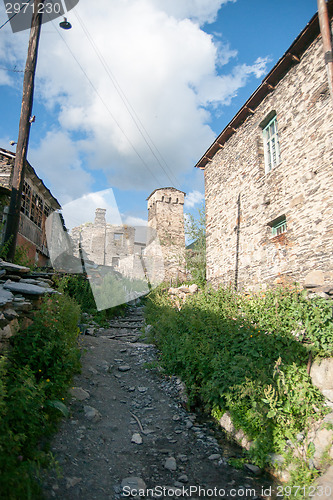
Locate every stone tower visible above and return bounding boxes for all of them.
[147,187,186,283]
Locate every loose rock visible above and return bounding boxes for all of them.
[118,365,131,372]
[164,456,177,471]
[131,433,143,445]
[69,387,90,401]
[244,464,262,476]
[83,405,101,421]
[121,477,146,493]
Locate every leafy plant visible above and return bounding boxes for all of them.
[0,292,81,498]
[56,273,128,323]
[145,284,330,485]
[185,203,206,285]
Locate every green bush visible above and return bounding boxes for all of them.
[56,273,96,312]
[145,285,331,481]
[56,273,128,323]
[0,292,81,498]
[185,203,206,286]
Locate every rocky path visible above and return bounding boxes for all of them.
[43,306,276,500]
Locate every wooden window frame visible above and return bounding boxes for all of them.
[261,113,281,174]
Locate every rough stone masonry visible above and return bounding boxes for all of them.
[147,188,186,283]
[201,11,333,291]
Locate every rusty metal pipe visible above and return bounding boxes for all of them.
[317,0,333,105]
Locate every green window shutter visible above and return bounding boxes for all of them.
[271,217,287,236]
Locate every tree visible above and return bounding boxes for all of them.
[185,203,206,284]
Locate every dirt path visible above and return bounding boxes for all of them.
[42,306,275,500]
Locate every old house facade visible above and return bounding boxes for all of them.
[70,208,147,279]
[64,187,187,285]
[147,187,186,282]
[196,5,333,291]
[0,148,61,266]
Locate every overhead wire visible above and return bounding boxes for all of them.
[0,0,34,31]
[0,66,24,72]
[71,8,180,189]
[46,14,164,187]
[0,4,181,188]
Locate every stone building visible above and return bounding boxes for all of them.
[147,187,186,282]
[0,147,61,266]
[195,5,333,291]
[70,208,145,279]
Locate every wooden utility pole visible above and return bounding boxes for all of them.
[317,0,333,106]
[4,0,45,261]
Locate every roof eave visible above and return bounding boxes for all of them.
[195,3,332,170]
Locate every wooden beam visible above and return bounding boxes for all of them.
[264,82,275,91]
[287,52,300,63]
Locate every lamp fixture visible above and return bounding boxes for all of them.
[59,17,72,30]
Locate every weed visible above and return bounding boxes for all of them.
[145,284,331,487]
[0,292,81,498]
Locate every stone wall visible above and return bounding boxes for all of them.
[147,188,186,283]
[204,25,333,291]
[70,209,146,280]
[0,260,56,353]
[0,151,13,189]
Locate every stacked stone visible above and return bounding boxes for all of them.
[146,188,186,284]
[0,259,56,352]
[166,284,199,310]
[303,270,333,301]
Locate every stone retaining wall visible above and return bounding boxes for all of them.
[218,356,333,482]
[0,259,57,352]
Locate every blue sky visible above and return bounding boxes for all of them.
[0,0,319,230]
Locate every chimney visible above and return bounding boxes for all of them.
[94,208,106,226]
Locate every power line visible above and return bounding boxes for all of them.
[0,0,34,31]
[50,16,164,187]
[71,9,180,188]
[0,66,24,73]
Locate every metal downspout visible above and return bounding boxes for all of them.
[317,0,333,105]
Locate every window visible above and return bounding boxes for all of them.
[270,216,287,236]
[20,181,44,228]
[31,192,43,228]
[43,204,51,219]
[262,114,281,173]
[114,233,123,243]
[112,257,119,267]
[21,181,31,216]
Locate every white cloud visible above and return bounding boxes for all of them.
[195,56,271,107]
[154,0,236,25]
[0,69,12,86]
[0,0,270,200]
[215,42,238,67]
[124,215,148,227]
[62,188,122,231]
[29,130,92,204]
[184,190,205,209]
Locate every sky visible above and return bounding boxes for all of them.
[0,0,320,232]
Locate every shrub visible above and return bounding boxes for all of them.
[56,273,128,323]
[0,292,81,498]
[145,285,330,479]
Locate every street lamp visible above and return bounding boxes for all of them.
[59,17,72,30]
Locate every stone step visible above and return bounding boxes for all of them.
[107,324,142,330]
